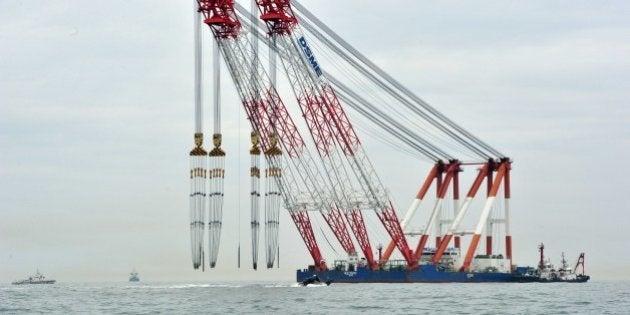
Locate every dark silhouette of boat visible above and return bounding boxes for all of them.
[512,244,589,283]
[300,275,332,286]
[129,268,140,282]
[12,270,56,285]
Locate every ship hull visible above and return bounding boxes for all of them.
[297,265,514,283]
[12,280,56,285]
[511,275,590,283]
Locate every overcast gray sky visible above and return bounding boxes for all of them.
[1,0,629,283]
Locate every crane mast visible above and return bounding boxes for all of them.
[255,0,416,267]
[283,33,376,267]
[242,9,355,264]
[245,4,374,267]
[197,0,359,271]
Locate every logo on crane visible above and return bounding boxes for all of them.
[297,36,322,77]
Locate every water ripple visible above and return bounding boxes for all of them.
[0,281,628,314]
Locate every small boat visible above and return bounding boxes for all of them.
[512,243,590,283]
[12,270,56,285]
[300,275,332,286]
[129,268,140,282]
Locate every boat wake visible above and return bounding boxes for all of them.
[125,284,243,289]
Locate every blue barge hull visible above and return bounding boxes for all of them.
[297,265,514,283]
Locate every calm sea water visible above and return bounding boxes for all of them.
[1,281,629,314]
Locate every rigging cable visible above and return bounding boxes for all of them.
[293,1,504,159]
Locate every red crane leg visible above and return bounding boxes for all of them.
[438,234,454,257]
[321,209,356,256]
[486,236,492,256]
[378,203,416,268]
[345,208,377,269]
[289,211,327,271]
[505,235,512,266]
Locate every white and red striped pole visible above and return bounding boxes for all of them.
[453,169,461,250]
[380,163,439,264]
[432,164,488,264]
[504,162,512,268]
[414,163,459,261]
[485,166,494,256]
[460,162,508,271]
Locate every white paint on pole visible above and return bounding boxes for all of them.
[474,196,498,234]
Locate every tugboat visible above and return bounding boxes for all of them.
[12,270,56,285]
[512,243,590,282]
[129,268,140,282]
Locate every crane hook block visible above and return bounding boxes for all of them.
[251,131,260,146]
[213,133,222,148]
[194,132,204,148]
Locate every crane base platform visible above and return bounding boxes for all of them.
[297,264,515,283]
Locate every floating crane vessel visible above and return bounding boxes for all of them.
[187,0,587,283]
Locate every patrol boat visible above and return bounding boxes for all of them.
[12,270,56,285]
[129,268,140,282]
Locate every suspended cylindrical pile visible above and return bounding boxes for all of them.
[208,134,225,268]
[250,131,261,270]
[249,1,262,270]
[190,133,207,269]
[264,133,282,268]
[206,37,226,269]
[189,8,206,270]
